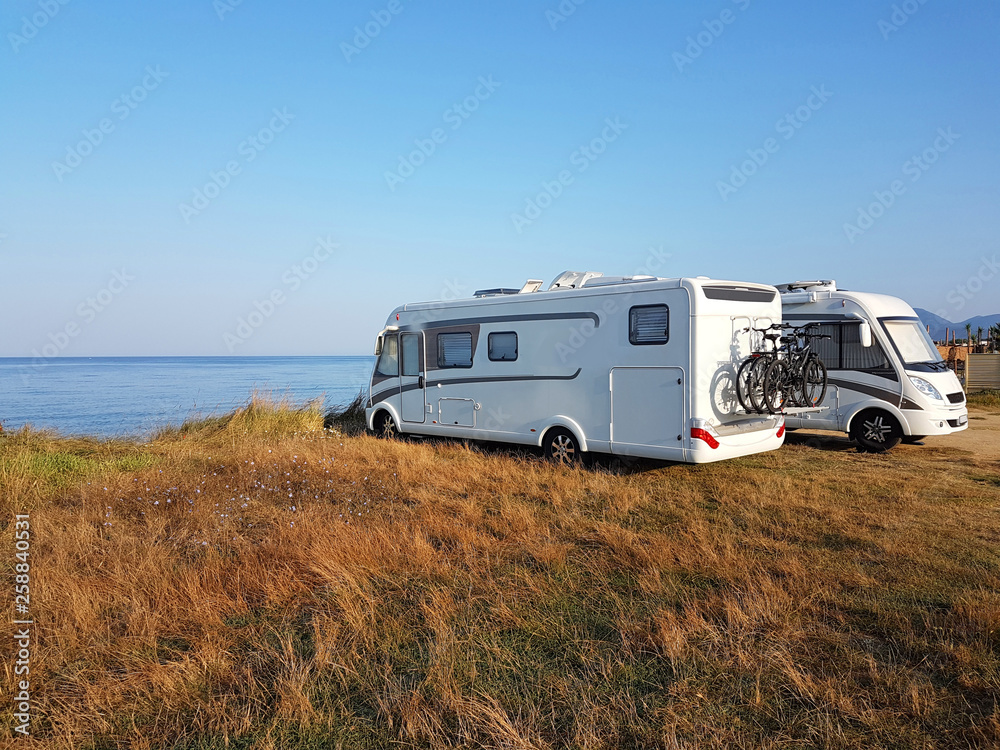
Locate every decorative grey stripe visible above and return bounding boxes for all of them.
[828,377,901,406]
[900,397,924,411]
[398,311,600,331]
[368,369,583,406]
[703,285,776,302]
[428,368,582,388]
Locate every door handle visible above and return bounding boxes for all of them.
[418,375,424,388]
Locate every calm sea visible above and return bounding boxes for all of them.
[0,356,374,439]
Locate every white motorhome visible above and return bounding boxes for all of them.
[365,272,786,464]
[777,280,968,451]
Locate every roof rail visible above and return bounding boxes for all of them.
[473,288,520,298]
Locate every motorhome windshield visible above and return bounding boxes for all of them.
[882,319,943,366]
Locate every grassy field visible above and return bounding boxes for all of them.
[2,394,999,749]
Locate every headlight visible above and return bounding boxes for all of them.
[909,376,942,400]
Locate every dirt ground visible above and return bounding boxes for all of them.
[785,407,1000,460]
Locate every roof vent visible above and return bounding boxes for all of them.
[776,280,836,293]
[548,271,603,290]
[519,279,544,293]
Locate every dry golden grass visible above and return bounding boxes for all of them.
[1,398,998,749]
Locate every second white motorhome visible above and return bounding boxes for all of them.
[365,271,787,464]
[777,280,968,451]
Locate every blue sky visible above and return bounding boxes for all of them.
[1,0,997,356]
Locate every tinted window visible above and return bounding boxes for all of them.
[810,323,891,370]
[437,332,473,368]
[401,334,420,376]
[375,334,398,376]
[629,305,669,345]
[488,332,518,361]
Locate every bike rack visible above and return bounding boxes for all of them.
[728,405,829,420]
[780,406,829,415]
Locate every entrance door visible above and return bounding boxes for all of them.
[610,367,685,458]
[400,332,426,423]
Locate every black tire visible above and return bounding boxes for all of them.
[801,358,828,407]
[372,410,398,439]
[762,359,790,414]
[543,427,582,465]
[850,410,902,453]
[736,357,758,413]
[746,357,771,414]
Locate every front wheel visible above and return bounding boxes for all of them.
[850,410,902,453]
[372,411,398,439]
[543,428,582,466]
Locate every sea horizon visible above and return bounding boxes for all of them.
[0,355,374,439]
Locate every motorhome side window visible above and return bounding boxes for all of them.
[629,305,669,345]
[488,332,517,361]
[375,334,399,376]
[437,332,473,368]
[812,323,890,370]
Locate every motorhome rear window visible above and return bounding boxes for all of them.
[488,332,518,361]
[437,332,473,368]
[703,285,776,302]
[629,305,669,345]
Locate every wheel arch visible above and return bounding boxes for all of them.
[843,401,911,436]
[538,417,589,452]
[367,404,403,433]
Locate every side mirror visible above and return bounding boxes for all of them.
[859,321,873,348]
[374,337,383,356]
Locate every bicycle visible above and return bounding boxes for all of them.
[761,325,830,413]
[736,323,783,414]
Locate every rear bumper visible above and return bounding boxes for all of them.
[689,416,786,463]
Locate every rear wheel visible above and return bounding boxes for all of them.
[850,410,902,453]
[800,358,828,407]
[372,411,397,439]
[736,357,757,412]
[543,428,581,466]
[762,359,790,414]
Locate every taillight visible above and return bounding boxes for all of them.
[691,427,719,449]
[776,423,785,438]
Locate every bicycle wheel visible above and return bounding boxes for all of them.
[736,357,758,412]
[801,357,827,407]
[746,357,770,414]
[762,359,789,414]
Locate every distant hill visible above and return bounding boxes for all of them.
[915,308,1000,342]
